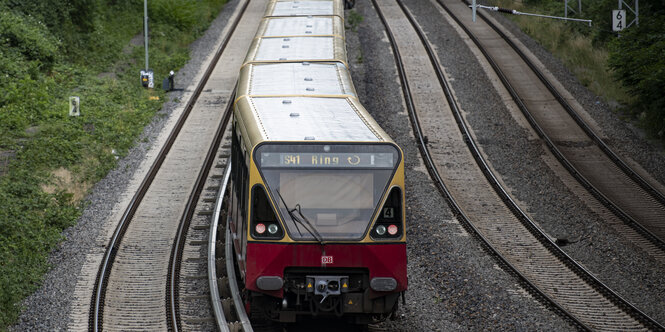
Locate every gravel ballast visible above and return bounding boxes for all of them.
[345,1,571,330]
[400,0,665,325]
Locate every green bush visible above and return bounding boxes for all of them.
[0,0,227,328]
[0,167,77,329]
[4,0,98,33]
[0,10,60,70]
[150,0,198,30]
[608,6,665,138]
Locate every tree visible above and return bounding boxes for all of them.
[608,3,665,138]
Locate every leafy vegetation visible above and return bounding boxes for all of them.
[607,4,665,138]
[488,0,665,141]
[0,0,226,328]
[346,9,363,32]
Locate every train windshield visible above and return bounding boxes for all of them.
[255,143,400,240]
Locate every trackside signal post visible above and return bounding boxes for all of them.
[140,0,154,88]
[616,0,638,31]
[565,0,582,19]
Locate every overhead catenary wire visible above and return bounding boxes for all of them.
[471,4,592,26]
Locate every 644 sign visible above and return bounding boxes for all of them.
[613,10,626,32]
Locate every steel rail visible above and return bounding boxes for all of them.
[166,89,235,331]
[382,0,664,329]
[206,156,253,332]
[447,0,665,252]
[401,0,664,329]
[209,161,233,332]
[225,192,254,331]
[473,1,665,208]
[370,0,586,329]
[208,160,233,332]
[89,1,249,329]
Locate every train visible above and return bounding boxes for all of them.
[229,0,407,324]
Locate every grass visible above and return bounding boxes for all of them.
[487,0,632,106]
[346,9,364,32]
[0,0,227,328]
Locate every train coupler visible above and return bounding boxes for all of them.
[305,275,349,303]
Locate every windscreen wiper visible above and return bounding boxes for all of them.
[276,190,325,245]
[276,189,303,236]
[293,204,324,245]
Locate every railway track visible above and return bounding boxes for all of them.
[434,0,665,259]
[88,0,268,330]
[166,101,233,331]
[372,0,664,330]
[208,160,253,332]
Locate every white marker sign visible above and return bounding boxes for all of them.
[613,10,626,32]
[69,96,80,116]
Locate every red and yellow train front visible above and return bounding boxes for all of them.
[236,142,406,323]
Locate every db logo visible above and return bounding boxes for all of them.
[321,256,333,264]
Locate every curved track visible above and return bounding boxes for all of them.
[166,99,234,331]
[372,0,665,330]
[434,0,665,257]
[208,154,253,332]
[88,0,263,330]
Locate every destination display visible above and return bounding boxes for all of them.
[260,152,394,168]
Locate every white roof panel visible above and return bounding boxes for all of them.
[271,1,334,16]
[250,62,353,96]
[264,17,333,36]
[255,37,334,61]
[250,97,379,141]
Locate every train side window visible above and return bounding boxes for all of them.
[231,126,240,194]
[231,126,247,225]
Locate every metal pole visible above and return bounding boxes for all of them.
[619,0,639,27]
[144,0,149,70]
[474,5,592,26]
[472,0,476,22]
[635,0,638,25]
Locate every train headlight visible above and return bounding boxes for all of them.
[370,277,397,292]
[268,223,279,234]
[255,223,266,234]
[388,224,398,235]
[376,225,386,235]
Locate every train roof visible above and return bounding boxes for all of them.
[234,96,391,143]
[265,0,344,18]
[243,35,346,65]
[237,62,356,98]
[255,15,345,37]
[233,0,396,150]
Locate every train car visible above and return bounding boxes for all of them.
[229,0,406,324]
